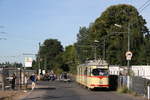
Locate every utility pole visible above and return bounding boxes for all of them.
[38,42,41,75]
[2,67,4,91]
[44,56,47,70]
[127,23,131,75]
[94,45,97,61]
[94,40,99,61]
[103,39,106,60]
[114,23,132,75]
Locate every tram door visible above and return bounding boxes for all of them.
[84,67,88,86]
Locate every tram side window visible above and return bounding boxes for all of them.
[92,68,108,76]
[80,68,81,75]
[87,68,91,76]
[84,68,87,75]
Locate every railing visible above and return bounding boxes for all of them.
[118,75,150,99]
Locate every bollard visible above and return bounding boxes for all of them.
[148,85,150,100]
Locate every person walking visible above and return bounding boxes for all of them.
[30,74,36,90]
[11,73,16,90]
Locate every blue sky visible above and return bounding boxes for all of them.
[0,0,149,63]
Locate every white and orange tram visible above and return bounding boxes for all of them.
[76,60,110,89]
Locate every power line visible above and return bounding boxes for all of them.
[139,0,150,13]
[0,32,7,34]
[0,38,6,40]
[139,0,150,10]
[140,2,150,12]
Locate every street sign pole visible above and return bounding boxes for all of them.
[127,23,130,75]
[126,51,132,75]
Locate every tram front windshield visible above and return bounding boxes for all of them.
[92,68,108,76]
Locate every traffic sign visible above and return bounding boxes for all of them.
[125,51,132,60]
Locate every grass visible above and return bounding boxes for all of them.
[117,86,128,93]
[117,86,139,97]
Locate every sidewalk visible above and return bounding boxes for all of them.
[0,90,28,100]
[0,84,33,100]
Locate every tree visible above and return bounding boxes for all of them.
[76,26,97,63]
[143,33,150,65]
[32,60,38,69]
[95,4,148,65]
[61,45,78,73]
[75,4,149,65]
[38,39,63,70]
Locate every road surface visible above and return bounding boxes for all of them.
[21,80,145,100]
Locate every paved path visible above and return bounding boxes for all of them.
[20,81,146,100]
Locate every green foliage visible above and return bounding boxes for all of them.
[76,26,98,63]
[117,86,129,93]
[117,86,138,96]
[0,62,23,68]
[38,39,63,70]
[53,67,63,75]
[32,60,38,70]
[144,34,150,65]
[34,4,150,74]
[76,4,150,65]
[61,45,79,73]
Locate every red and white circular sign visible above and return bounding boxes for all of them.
[125,51,133,60]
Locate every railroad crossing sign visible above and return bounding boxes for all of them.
[125,51,133,60]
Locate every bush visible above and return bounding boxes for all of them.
[117,86,129,93]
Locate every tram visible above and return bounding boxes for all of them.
[76,59,110,89]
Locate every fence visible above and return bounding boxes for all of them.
[118,75,150,97]
[0,67,36,90]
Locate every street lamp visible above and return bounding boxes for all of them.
[114,23,132,75]
[94,40,99,61]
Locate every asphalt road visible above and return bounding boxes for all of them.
[21,80,145,100]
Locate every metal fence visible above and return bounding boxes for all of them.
[118,75,150,97]
[130,76,150,96]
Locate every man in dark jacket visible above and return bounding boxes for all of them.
[11,73,16,90]
[30,74,36,90]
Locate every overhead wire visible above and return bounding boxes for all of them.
[139,0,150,13]
[139,0,150,10]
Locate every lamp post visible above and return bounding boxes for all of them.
[94,40,99,61]
[114,23,132,75]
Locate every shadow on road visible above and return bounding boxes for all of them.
[35,87,56,90]
[42,94,81,100]
[26,96,61,100]
[90,88,116,92]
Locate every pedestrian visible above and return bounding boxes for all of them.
[11,73,16,90]
[64,72,68,79]
[30,73,36,90]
